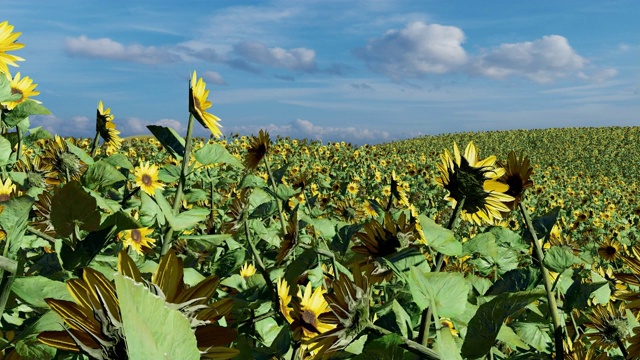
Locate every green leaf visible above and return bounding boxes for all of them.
[147,125,185,159]
[523,207,561,243]
[58,226,117,271]
[284,248,318,285]
[194,142,243,168]
[543,246,578,273]
[103,153,134,170]
[513,322,552,353]
[15,335,56,360]
[497,324,529,351]
[82,159,127,191]
[115,274,200,360]
[214,248,246,278]
[419,215,461,256]
[181,234,231,252]
[172,208,209,231]
[139,191,165,227]
[354,334,417,360]
[591,271,612,305]
[255,317,282,347]
[331,223,362,256]
[2,100,51,127]
[463,232,498,259]
[408,267,468,318]
[0,135,12,165]
[158,164,180,183]
[25,126,53,142]
[434,325,462,360]
[11,276,73,308]
[0,195,34,258]
[486,267,541,296]
[65,138,94,165]
[50,181,101,237]
[563,279,608,312]
[308,218,336,239]
[461,289,545,359]
[0,74,21,102]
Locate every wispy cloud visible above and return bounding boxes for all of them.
[65,35,181,64]
[202,71,227,85]
[233,41,317,72]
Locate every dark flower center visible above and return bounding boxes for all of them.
[301,309,319,332]
[141,174,152,187]
[131,229,142,243]
[0,193,10,202]
[605,246,617,256]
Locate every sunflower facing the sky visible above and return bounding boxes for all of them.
[120,227,156,255]
[189,70,222,138]
[133,161,163,196]
[1,72,39,110]
[0,21,24,75]
[435,141,515,225]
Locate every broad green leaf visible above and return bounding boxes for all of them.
[115,274,200,360]
[0,135,12,165]
[50,181,101,237]
[158,164,180,183]
[434,325,462,360]
[147,125,185,159]
[497,324,529,351]
[82,159,126,190]
[486,267,541,296]
[58,226,117,271]
[563,279,608,312]
[15,335,56,360]
[591,271,612,304]
[543,246,578,273]
[275,184,297,202]
[180,234,231,252]
[284,248,318,286]
[0,195,34,258]
[461,289,545,359]
[331,223,362,256]
[11,276,73,308]
[103,153,134,170]
[2,100,51,126]
[463,231,499,259]
[139,191,165,227]
[408,267,468,318]
[26,126,53,142]
[214,248,246,278]
[65,138,94,165]
[0,74,21,102]
[172,208,210,231]
[523,207,561,244]
[419,215,461,256]
[194,142,243,168]
[255,317,282,347]
[353,334,418,360]
[513,322,552,353]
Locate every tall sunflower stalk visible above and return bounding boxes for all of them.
[500,151,564,360]
[161,71,222,255]
[419,142,514,346]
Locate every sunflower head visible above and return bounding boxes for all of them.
[41,136,85,181]
[289,282,336,342]
[435,142,514,225]
[96,101,122,150]
[189,70,222,138]
[0,21,25,76]
[0,178,17,203]
[133,161,164,196]
[584,301,629,350]
[598,237,622,262]
[277,206,300,264]
[120,227,156,255]
[497,151,534,210]
[1,72,39,110]
[244,129,271,170]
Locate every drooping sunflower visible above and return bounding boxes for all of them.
[14,155,60,191]
[244,129,270,170]
[497,151,534,211]
[41,135,86,182]
[189,70,222,138]
[0,21,24,75]
[120,227,156,255]
[96,101,122,149]
[435,142,514,225]
[133,161,163,196]
[583,301,629,352]
[1,72,39,110]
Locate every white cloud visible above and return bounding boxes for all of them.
[471,35,587,83]
[227,119,391,144]
[354,21,468,80]
[202,71,227,85]
[65,35,181,64]
[30,115,91,138]
[233,41,317,72]
[120,117,184,136]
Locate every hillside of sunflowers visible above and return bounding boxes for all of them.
[2,19,640,360]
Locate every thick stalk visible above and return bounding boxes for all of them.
[419,197,465,346]
[90,131,100,158]
[263,156,287,235]
[243,219,276,297]
[520,202,564,360]
[15,127,22,167]
[161,114,195,255]
[0,256,16,274]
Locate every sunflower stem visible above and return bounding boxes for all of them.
[520,201,564,360]
[90,131,100,158]
[0,255,16,274]
[15,126,22,168]
[263,156,288,235]
[26,226,56,244]
[615,335,629,358]
[367,323,441,359]
[243,219,275,298]
[161,114,195,255]
[419,197,465,346]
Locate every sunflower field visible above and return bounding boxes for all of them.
[1,20,640,360]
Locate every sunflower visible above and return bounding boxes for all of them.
[14,155,59,191]
[0,178,17,202]
[362,200,379,217]
[0,21,24,76]
[133,161,163,196]
[189,70,222,138]
[1,72,39,110]
[96,101,122,149]
[583,301,629,352]
[30,192,55,237]
[276,207,299,264]
[598,238,622,262]
[41,135,85,182]
[243,129,271,170]
[333,198,364,224]
[277,277,294,323]
[497,151,534,210]
[346,182,359,196]
[435,142,514,225]
[240,262,257,278]
[120,227,156,255]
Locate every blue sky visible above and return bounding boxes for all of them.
[4,0,639,144]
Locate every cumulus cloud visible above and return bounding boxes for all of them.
[353,21,468,80]
[30,115,91,138]
[227,119,391,144]
[233,41,317,72]
[202,71,227,85]
[471,35,587,83]
[65,35,181,64]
